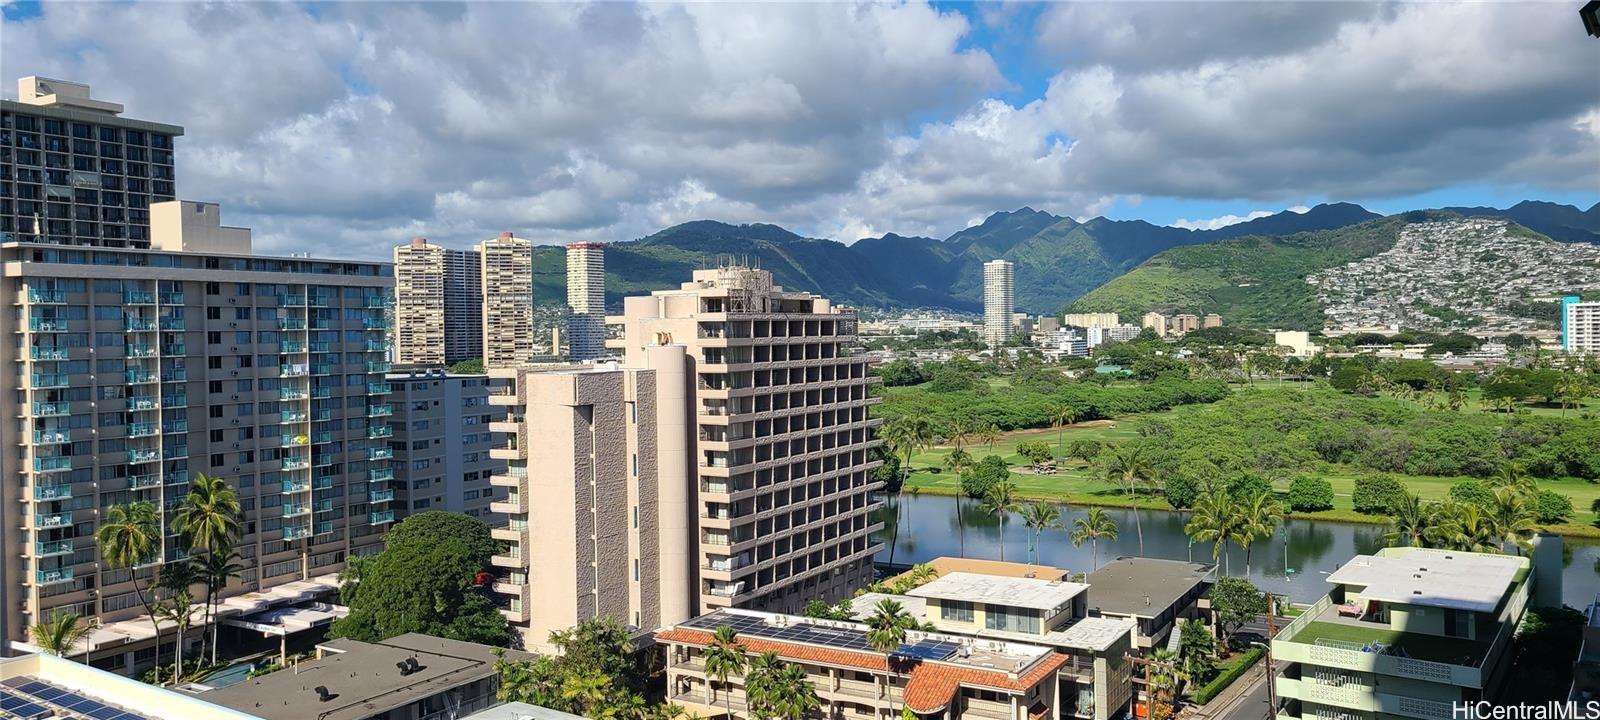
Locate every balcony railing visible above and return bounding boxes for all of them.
[279,294,307,306]
[160,394,186,407]
[31,373,69,388]
[369,468,394,482]
[35,512,72,528]
[369,510,395,525]
[278,318,307,330]
[159,317,185,331]
[282,504,310,517]
[32,457,71,473]
[159,292,185,305]
[124,318,156,332]
[369,489,395,503]
[128,474,160,489]
[279,388,308,401]
[160,344,185,356]
[125,344,157,358]
[36,568,73,585]
[33,484,72,500]
[32,402,70,417]
[126,397,158,411]
[281,479,311,493]
[123,291,155,304]
[30,346,69,360]
[282,525,313,541]
[161,368,187,382]
[27,289,66,304]
[367,382,392,395]
[127,449,161,463]
[279,410,308,423]
[367,404,392,417]
[125,370,158,384]
[280,341,306,353]
[280,364,309,377]
[28,318,67,332]
[32,430,71,444]
[281,434,309,447]
[281,457,310,470]
[366,361,391,373]
[368,425,393,439]
[35,540,73,557]
[365,296,394,308]
[368,447,393,460]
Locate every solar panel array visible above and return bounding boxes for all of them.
[681,612,960,662]
[0,677,150,720]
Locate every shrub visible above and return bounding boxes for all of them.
[1226,474,1273,501]
[1534,490,1574,524]
[1352,475,1407,514]
[960,456,1009,499]
[1448,479,1495,510]
[1164,474,1200,509]
[1191,648,1265,704]
[1287,476,1334,512]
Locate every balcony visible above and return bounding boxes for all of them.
[281,479,311,494]
[279,388,308,401]
[161,344,186,356]
[28,318,67,332]
[367,382,392,395]
[126,396,158,411]
[279,410,309,424]
[368,489,395,503]
[123,291,155,304]
[282,525,313,541]
[1273,596,1500,689]
[368,447,393,461]
[278,318,307,330]
[128,474,160,489]
[281,434,309,447]
[368,468,394,482]
[366,361,391,373]
[159,292,185,305]
[367,425,393,439]
[32,457,71,473]
[124,318,156,332]
[159,317,185,331]
[125,370,158,384]
[127,449,161,463]
[31,402,70,417]
[30,346,69,360]
[365,341,388,352]
[279,364,309,378]
[281,457,310,471]
[161,368,188,382]
[367,404,392,417]
[33,484,72,500]
[490,549,526,569]
[280,341,306,353]
[27,289,66,304]
[30,373,69,388]
[161,393,188,407]
[369,510,395,525]
[35,540,74,557]
[279,294,307,306]
[34,512,72,528]
[364,296,394,308]
[125,344,157,358]
[310,387,335,399]
[35,568,73,586]
[282,504,310,518]
[32,430,71,445]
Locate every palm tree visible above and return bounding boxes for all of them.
[156,561,200,682]
[1485,488,1538,555]
[1146,647,1184,720]
[745,651,785,720]
[1489,463,1537,498]
[884,417,934,568]
[1185,493,1238,575]
[195,550,245,663]
[1070,508,1118,571]
[768,663,820,720]
[94,502,163,681]
[944,448,975,558]
[980,480,1021,562]
[1103,446,1154,555]
[1384,492,1433,548]
[865,599,915,718]
[29,610,95,662]
[1020,502,1062,566]
[173,473,241,664]
[1050,403,1078,451]
[976,422,1001,451]
[1235,489,1284,574]
[703,625,747,719]
[943,419,975,451]
[1427,503,1501,554]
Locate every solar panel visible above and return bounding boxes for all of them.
[0,676,150,720]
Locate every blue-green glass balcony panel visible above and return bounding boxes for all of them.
[123,291,155,304]
[369,510,395,525]
[35,540,74,557]
[125,370,158,384]
[368,489,395,503]
[160,394,186,407]
[159,292,185,304]
[127,449,161,463]
[367,425,393,439]
[368,447,393,460]
[36,568,73,585]
[125,344,157,358]
[281,479,310,493]
[32,430,71,444]
[27,289,66,304]
[30,347,70,360]
[128,474,160,489]
[126,397,158,411]
[127,422,158,437]
[282,525,312,540]
[33,484,72,500]
[32,402,70,416]
[124,318,156,332]
[34,512,72,528]
[30,373,69,388]
[28,318,67,332]
[282,504,309,517]
[367,405,392,417]
[368,468,394,482]
[32,457,71,472]
[161,420,188,433]
[159,318,185,331]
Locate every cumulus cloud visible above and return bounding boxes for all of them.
[1,1,1592,258]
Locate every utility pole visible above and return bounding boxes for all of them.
[1263,593,1278,720]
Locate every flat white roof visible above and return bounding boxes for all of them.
[907,572,1088,611]
[1326,549,1522,613]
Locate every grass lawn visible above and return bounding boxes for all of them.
[1461,387,1600,418]
[1288,621,1490,666]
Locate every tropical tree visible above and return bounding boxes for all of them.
[94,502,163,680]
[1051,403,1079,450]
[1146,647,1184,720]
[1103,446,1154,555]
[976,422,1001,451]
[745,651,786,720]
[1489,463,1537,498]
[1427,503,1501,554]
[944,448,975,557]
[703,625,747,719]
[1235,489,1285,573]
[29,610,95,662]
[767,663,820,720]
[883,417,935,567]
[1383,492,1433,548]
[172,472,241,663]
[1185,493,1239,575]
[1176,617,1216,682]
[865,599,916,718]
[1020,502,1062,566]
[1485,488,1539,555]
[155,561,200,683]
[980,480,1021,562]
[195,550,245,663]
[1070,508,1118,571]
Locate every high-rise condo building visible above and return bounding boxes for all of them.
[1061,313,1120,329]
[477,232,535,370]
[391,238,481,367]
[1,77,183,248]
[386,370,506,522]
[1171,314,1200,335]
[2,200,394,674]
[566,242,605,361]
[1563,296,1598,354]
[486,350,697,652]
[1202,313,1223,329]
[608,265,883,613]
[1140,312,1168,337]
[983,259,1014,348]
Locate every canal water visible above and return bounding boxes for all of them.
[877,494,1600,609]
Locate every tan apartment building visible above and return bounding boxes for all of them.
[2,200,394,672]
[1139,312,1167,337]
[1170,314,1200,335]
[477,232,535,369]
[660,608,1071,720]
[606,265,883,613]
[484,349,697,652]
[1060,313,1120,329]
[392,237,482,367]
[1202,313,1222,329]
[566,242,605,361]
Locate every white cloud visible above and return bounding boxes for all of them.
[1170,211,1274,231]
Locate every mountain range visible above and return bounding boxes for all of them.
[526,200,1600,321]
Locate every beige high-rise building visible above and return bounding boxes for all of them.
[983,259,1014,348]
[608,265,883,613]
[392,238,482,367]
[1,200,394,673]
[1171,314,1201,334]
[566,242,605,361]
[485,348,696,652]
[478,232,535,369]
[1140,311,1168,337]
[1061,312,1121,329]
[1202,313,1223,329]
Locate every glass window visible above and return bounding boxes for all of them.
[940,600,975,623]
[983,604,1040,634]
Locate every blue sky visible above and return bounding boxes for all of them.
[2,1,1594,255]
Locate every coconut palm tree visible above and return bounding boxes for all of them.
[768,663,820,720]
[1185,493,1239,575]
[1235,489,1285,574]
[1427,503,1501,554]
[1489,463,1537,498]
[1103,446,1154,556]
[703,625,747,719]
[865,599,915,718]
[29,610,95,662]
[156,561,200,682]
[883,416,934,568]
[1383,492,1433,548]
[195,550,245,663]
[172,473,241,555]
[980,480,1021,562]
[1020,502,1062,566]
[94,502,163,681]
[744,651,785,720]
[944,448,975,558]
[976,422,1001,451]
[1050,403,1079,451]
[1485,488,1539,555]
[1070,508,1118,571]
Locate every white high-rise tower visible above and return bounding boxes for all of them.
[983,259,1014,348]
[566,242,605,361]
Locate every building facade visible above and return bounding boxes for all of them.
[1,200,394,671]
[392,238,482,367]
[1170,314,1200,335]
[478,232,535,369]
[1202,313,1223,329]
[983,260,1014,348]
[607,265,883,613]
[1085,325,1140,349]
[1061,313,1120,329]
[1139,312,1167,337]
[566,242,605,361]
[386,370,505,522]
[1,77,182,248]
[1272,548,1531,720]
[485,353,697,652]
[1563,296,1598,354]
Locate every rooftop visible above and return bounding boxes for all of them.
[908,572,1087,612]
[908,557,1067,582]
[1084,557,1215,619]
[0,653,254,720]
[1325,548,1523,613]
[203,634,532,720]
[462,702,586,720]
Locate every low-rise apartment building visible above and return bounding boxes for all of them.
[660,608,1072,720]
[1271,548,1531,720]
[1083,558,1214,651]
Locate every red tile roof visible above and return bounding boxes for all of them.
[656,627,1071,714]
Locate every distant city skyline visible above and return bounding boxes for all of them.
[2,2,1594,259]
